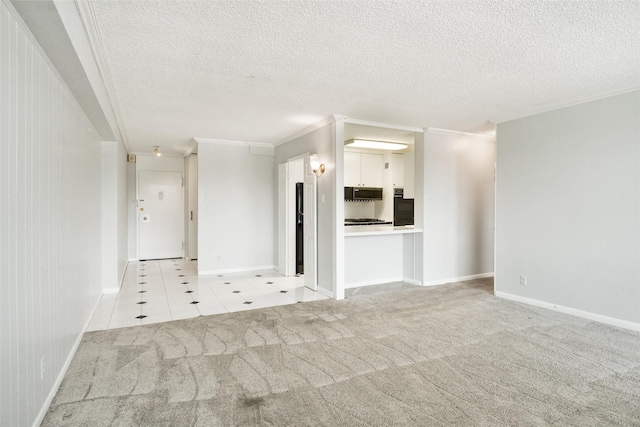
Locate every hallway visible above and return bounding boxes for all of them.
[88,259,328,330]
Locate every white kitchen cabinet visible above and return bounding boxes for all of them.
[391,153,404,188]
[344,152,383,187]
[360,153,383,187]
[344,152,362,187]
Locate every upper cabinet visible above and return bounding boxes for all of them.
[344,152,383,187]
[391,153,404,188]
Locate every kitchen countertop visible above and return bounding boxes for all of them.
[344,225,422,236]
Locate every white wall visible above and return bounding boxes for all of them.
[198,143,275,273]
[275,122,337,296]
[127,161,136,259]
[420,129,496,284]
[496,91,640,325]
[185,154,198,260]
[0,2,103,425]
[101,141,117,289]
[101,140,128,290]
[117,142,127,278]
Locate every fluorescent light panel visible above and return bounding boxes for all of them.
[345,139,408,150]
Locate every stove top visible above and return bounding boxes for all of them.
[344,218,393,226]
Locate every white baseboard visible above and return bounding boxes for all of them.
[344,276,404,289]
[403,277,422,286]
[422,272,494,287]
[32,293,101,427]
[317,286,334,298]
[344,277,422,289]
[495,291,640,333]
[198,264,276,276]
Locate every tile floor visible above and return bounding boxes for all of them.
[88,259,329,331]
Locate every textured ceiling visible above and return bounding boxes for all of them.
[90,0,640,155]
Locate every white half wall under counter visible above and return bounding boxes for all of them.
[344,227,422,289]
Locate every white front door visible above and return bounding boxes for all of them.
[303,155,317,291]
[138,170,184,260]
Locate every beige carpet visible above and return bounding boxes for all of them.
[43,278,640,426]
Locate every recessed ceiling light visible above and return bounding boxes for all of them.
[344,139,408,150]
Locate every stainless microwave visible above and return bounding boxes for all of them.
[344,187,383,201]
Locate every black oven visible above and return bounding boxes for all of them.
[393,188,414,226]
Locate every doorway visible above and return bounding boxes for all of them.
[137,170,184,260]
[295,182,304,275]
[277,155,317,290]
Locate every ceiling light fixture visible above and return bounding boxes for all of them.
[344,139,408,151]
[153,146,161,157]
[309,154,325,177]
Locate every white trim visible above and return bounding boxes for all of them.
[118,260,128,285]
[344,117,425,133]
[73,0,130,151]
[32,293,102,427]
[334,116,346,300]
[198,264,277,276]
[128,258,139,262]
[183,140,198,157]
[495,291,640,333]
[194,137,272,148]
[421,272,495,287]
[344,276,404,289]
[129,151,184,159]
[317,286,334,299]
[403,278,422,286]
[426,127,496,141]
[494,86,640,125]
[275,115,338,146]
[102,287,120,294]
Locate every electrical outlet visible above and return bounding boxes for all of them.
[40,357,45,380]
[520,276,527,286]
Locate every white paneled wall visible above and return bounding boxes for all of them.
[0,3,103,426]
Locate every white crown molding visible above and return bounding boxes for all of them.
[493,86,640,125]
[194,137,272,148]
[344,117,425,133]
[72,0,130,151]
[426,127,496,141]
[128,151,184,158]
[182,140,197,157]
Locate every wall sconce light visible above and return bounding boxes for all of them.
[309,154,325,177]
[153,146,161,157]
